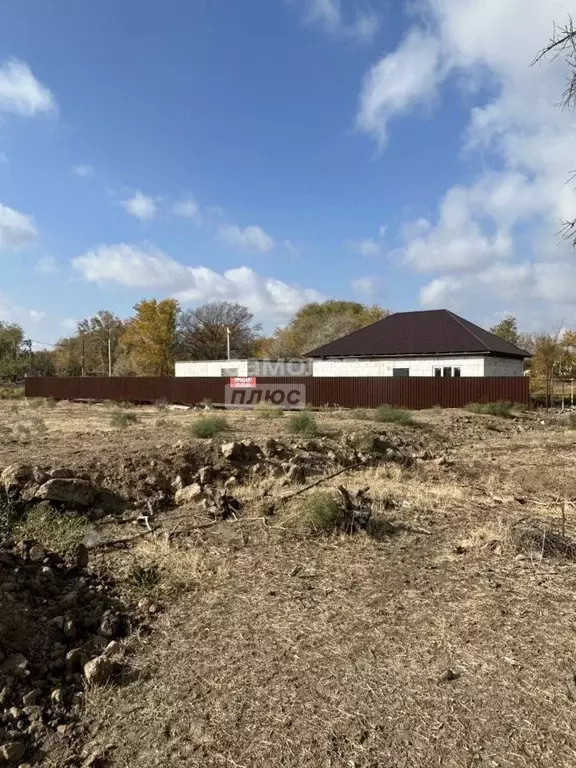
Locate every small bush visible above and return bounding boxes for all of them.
[302,492,345,532]
[16,506,88,554]
[26,397,44,409]
[0,386,24,400]
[110,411,139,428]
[374,405,414,425]
[201,397,214,410]
[154,398,170,411]
[189,415,230,438]
[155,415,174,428]
[568,413,576,430]
[466,401,513,418]
[287,411,318,436]
[126,563,162,591]
[349,409,370,421]
[254,403,284,419]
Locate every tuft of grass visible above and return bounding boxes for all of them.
[110,411,139,428]
[45,396,57,409]
[189,414,231,438]
[287,411,318,436]
[300,492,345,532]
[349,409,371,421]
[374,404,414,425]
[26,397,44,409]
[0,386,24,400]
[16,505,89,554]
[466,401,514,418]
[155,415,174,428]
[254,402,284,420]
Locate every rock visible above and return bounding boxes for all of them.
[51,688,64,706]
[74,543,89,569]
[21,690,40,707]
[32,466,49,484]
[83,656,112,686]
[0,741,25,762]
[103,641,120,657]
[171,475,185,492]
[40,566,55,581]
[223,476,237,490]
[35,478,95,507]
[1,463,33,490]
[197,465,217,485]
[286,464,306,484]
[221,440,262,462]
[48,467,76,479]
[26,544,45,563]
[438,668,460,683]
[66,648,85,671]
[174,483,203,506]
[20,484,40,503]
[99,610,123,639]
[1,654,28,679]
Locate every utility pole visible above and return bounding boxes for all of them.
[108,329,112,377]
[23,339,32,373]
[226,327,231,361]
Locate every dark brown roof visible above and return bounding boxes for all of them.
[306,309,530,359]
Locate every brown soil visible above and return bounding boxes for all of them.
[1,400,574,767]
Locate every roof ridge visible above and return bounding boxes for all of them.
[444,309,490,353]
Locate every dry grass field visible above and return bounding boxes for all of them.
[2,399,576,767]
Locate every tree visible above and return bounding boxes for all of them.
[121,299,179,375]
[77,310,125,375]
[536,16,576,242]
[267,300,389,357]
[489,315,520,346]
[0,322,27,380]
[176,302,262,360]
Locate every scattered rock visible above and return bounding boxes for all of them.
[221,440,262,462]
[438,668,460,683]
[74,543,89,569]
[35,478,95,507]
[99,610,123,639]
[0,741,25,762]
[48,467,76,479]
[1,463,33,490]
[83,656,112,686]
[1,654,28,679]
[26,544,45,563]
[174,483,203,506]
[286,464,306,484]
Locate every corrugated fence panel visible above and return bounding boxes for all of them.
[24,376,530,410]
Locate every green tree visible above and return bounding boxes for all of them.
[121,299,179,375]
[176,302,262,360]
[0,322,27,380]
[489,315,520,346]
[77,310,125,374]
[267,300,389,357]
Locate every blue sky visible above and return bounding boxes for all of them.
[0,0,574,346]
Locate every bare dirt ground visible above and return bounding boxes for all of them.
[2,400,576,767]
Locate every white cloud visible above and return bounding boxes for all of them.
[300,0,379,43]
[35,255,59,274]
[120,192,157,221]
[0,203,37,250]
[174,199,202,224]
[218,223,275,253]
[349,224,386,257]
[356,0,576,328]
[0,59,56,117]
[72,164,94,178]
[28,309,47,323]
[71,243,322,323]
[351,275,383,298]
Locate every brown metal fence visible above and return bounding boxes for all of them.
[24,376,530,410]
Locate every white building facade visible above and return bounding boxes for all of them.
[175,355,524,378]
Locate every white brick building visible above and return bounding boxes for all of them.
[306,309,529,377]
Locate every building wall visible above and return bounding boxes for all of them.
[312,356,486,377]
[483,357,525,377]
[175,360,249,377]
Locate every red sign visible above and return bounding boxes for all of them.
[230,377,257,388]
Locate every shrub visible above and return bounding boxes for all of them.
[254,402,284,419]
[302,492,345,532]
[287,411,318,436]
[349,409,370,421]
[26,397,44,409]
[110,411,139,428]
[465,401,513,418]
[189,414,230,438]
[374,405,414,425]
[0,387,24,400]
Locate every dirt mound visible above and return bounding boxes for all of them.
[0,536,131,765]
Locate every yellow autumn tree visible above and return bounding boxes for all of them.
[121,299,179,376]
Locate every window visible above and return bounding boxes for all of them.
[393,368,410,377]
[434,368,442,377]
[454,367,461,378]
[443,367,452,378]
